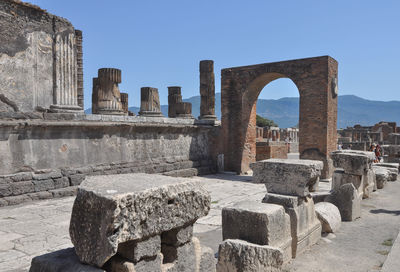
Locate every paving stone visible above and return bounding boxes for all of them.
[315,202,341,233]
[118,235,161,262]
[30,247,105,272]
[331,150,374,176]
[69,173,210,267]
[250,159,323,197]
[216,239,283,272]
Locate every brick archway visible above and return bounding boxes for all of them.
[221,56,338,179]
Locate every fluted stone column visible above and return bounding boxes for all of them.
[139,87,163,117]
[75,30,84,109]
[199,60,216,120]
[168,86,182,118]
[176,102,193,119]
[93,68,124,115]
[51,32,83,112]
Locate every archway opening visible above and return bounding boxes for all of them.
[252,78,300,162]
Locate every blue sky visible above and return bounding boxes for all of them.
[31,0,400,109]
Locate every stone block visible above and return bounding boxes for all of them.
[11,181,34,195]
[263,193,321,258]
[374,166,399,181]
[162,224,193,246]
[32,170,62,180]
[362,169,375,198]
[69,174,85,186]
[250,159,323,197]
[326,183,361,221]
[315,202,341,233]
[162,237,216,272]
[29,248,105,272]
[118,235,161,262]
[10,172,33,182]
[69,173,210,267]
[222,201,291,260]
[332,169,363,199]
[216,239,283,272]
[3,194,32,205]
[374,162,400,172]
[28,191,53,200]
[374,167,389,189]
[331,150,374,176]
[106,254,162,272]
[0,183,12,197]
[53,177,70,189]
[32,179,55,192]
[49,186,78,198]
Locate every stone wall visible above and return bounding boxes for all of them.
[0,114,220,206]
[0,0,82,113]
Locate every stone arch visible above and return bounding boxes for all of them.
[221,56,338,179]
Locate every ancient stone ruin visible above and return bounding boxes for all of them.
[30,173,216,271]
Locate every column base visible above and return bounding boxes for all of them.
[50,104,83,113]
[139,111,164,117]
[198,114,217,120]
[96,109,125,115]
[176,114,194,119]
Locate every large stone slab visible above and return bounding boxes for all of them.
[315,202,341,233]
[29,248,105,272]
[250,159,323,197]
[216,239,283,272]
[222,201,292,261]
[331,150,374,176]
[69,173,211,267]
[262,193,321,258]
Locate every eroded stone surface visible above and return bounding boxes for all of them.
[315,202,341,233]
[250,159,323,197]
[374,167,389,189]
[29,248,105,272]
[117,235,161,263]
[221,200,291,260]
[216,239,283,272]
[69,174,210,267]
[331,150,374,176]
[327,183,361,221]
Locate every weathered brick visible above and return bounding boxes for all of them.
[0,184,12,197]
[33,170,62,180]
[4,195,32,205]
[10,172,33,182]
[28,191,53,200]
[50,186,78,198]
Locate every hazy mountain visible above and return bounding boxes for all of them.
[85,94,400,128]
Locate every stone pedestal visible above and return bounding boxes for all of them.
[262,194,321,258]
[92,68,124,115]
[168,86,182,118]
[222,201,292,261]
[199,60,216,120]
[139,87,163,117]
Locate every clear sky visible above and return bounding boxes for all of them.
[31,0,400,108]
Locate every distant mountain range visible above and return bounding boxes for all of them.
[85,94,400,128]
